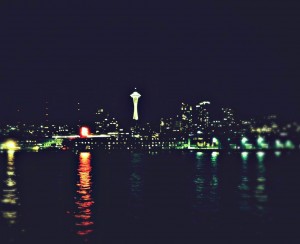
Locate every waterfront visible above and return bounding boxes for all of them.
[0,150,299,243]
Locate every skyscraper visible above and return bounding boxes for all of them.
[222,107,235,128]
[130,89,141,120]
[195,101,211,132]
[180,102,193,135]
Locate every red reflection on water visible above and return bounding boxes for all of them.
[75,152,94,236]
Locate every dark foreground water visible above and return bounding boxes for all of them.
[0,150,300,244]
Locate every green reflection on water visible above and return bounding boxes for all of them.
[239,151,250,211]
[255,151,267,211]
[274,151,281,157]
[241,151,249,161]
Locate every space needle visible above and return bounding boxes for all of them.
[130,88,141,120]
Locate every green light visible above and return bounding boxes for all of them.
[241,151,248,161]
[196,152,203,159]
[274,151,281,157]
[257,137,268,149]
[241,137,248,144]
[211,151,218,167]
[285,140,295,149]
[257,137,264,145]
[211,151,219,161]
[256,151,265,162]
[275,140,284,149]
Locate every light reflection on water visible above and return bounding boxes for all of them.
[74,152,94,237]
[194,152,205,204]
[130,153,143,198]
[1,150,19,225]
[194,151,219,211]
[210,152,219,209]
[239,152,250,211]
[194,151,270,213]
[130,153,144,219]
[255,151,267,212]
[0,149,293,243]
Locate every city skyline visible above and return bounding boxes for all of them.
[0,88,298,126]
[0,88,298,127]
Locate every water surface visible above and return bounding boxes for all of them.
[0,150,299,243]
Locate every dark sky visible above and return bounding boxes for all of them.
[0,1,299,125]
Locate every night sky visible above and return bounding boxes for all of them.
[0,1,299,125]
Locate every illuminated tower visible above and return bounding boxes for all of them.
[130,89,141,120]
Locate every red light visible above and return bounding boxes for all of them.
[80,126,90,138]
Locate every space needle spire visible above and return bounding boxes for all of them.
[130,88,141,120]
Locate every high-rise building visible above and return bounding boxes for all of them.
[130,89,141,120]
[195,101,211,132]
[222,108,235,127]
[94,108,110,133]
[180,102,193,134]
[106,118,119,132]
[221,107,237,135]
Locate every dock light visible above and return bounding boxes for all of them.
[241,137,248,144]
[257,137,264,145]
[32,146,39,152]
[285,140,295,149]
[2,140,19,151]
[212,138,218,144]
[275,140,283,149]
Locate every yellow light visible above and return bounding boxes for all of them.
[32,146,39,151]
[7,141,16,149]
[2,140,19,151]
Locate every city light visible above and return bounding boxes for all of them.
[80,126,90,138]
[285,140,295,149]
[257,137,264,145]
[0,90,298,152]
[275,140,284,149]
[212,137,218,144]
[241,137,248,144]
[1,140,20,151]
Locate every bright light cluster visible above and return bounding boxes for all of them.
[1,140,20,151]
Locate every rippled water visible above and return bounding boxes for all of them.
[0,150,299,243]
